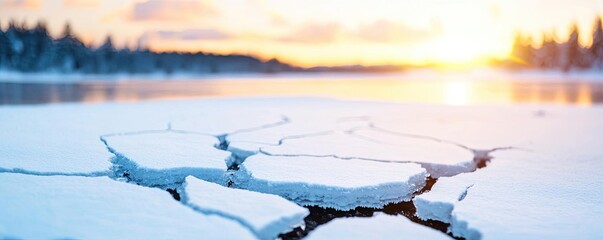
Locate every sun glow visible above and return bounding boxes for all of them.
[1,0,600,68]
[444,81,471,105]
[425,36,504,65]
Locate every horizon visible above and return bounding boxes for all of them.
[2,0,603,68]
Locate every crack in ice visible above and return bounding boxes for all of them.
[457,185,474,202]
[95,113,520,240]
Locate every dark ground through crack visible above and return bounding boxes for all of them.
[279,177,461,239]
[166,188,181,201]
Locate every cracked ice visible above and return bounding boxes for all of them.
[1,98,602,239]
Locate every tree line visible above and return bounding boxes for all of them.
[0,21,298,74]
[509,16,603,71]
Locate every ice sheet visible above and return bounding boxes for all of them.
[0,173,255,240]
[261,132,475,178]
[102,131,231,186]
[182,176,309,239]
[227,112,370,157]
[234,154,427,210]
[413,106,603,239]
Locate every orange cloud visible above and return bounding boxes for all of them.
[2,0,40,9]
[63,0,99,8]
[279,22,342,44]
[138,28,232,49]
[141,28,230,41]
[355,20,440,44]
[129,0,215,22]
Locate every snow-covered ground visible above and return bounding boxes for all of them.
[1,97,602,239]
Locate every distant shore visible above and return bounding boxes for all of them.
[2,68,603,83]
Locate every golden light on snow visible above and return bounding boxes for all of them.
[14,76,579,106]
[444,82,471,105]
[576,83,594,106]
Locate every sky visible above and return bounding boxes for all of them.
[1,0,603,67]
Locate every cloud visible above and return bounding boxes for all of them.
[1,0,40,9]
[139,28,231,46]
[355,20,440,44]
[129,0,215,21]
[147,29,230,40]
[63,0,99,8]
[277,20,440,45]
[279,22,342,44]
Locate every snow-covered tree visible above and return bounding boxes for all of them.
[54,23,88,71]
[510,33,535,67]
[591,16,603,69]
[0,19,298,74]
[29,21,54,71]
[534,33,560,69]
[96,35,117,73]
[0,22,15,69]
[561,24,583,71]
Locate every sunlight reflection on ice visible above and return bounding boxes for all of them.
[1,76,601,105]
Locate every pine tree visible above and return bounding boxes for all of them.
[25,21,54,71]
[96,35,117,73]
[591,16,603,69]
[54,22,87,71]
[510,33,534,67]
[0,21,14,69]
[0,18,297,74]
[534,33,559,69]
[562,24,582,71]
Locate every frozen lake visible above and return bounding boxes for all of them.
[2,97,602,239]
[2,73,603,239]
[2,73,603,105]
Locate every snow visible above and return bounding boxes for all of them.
[307,214,450,240]
[2,97,603,239]
[102,131,231,186]
[170,111,287,136]
[181,176,309,239]
[416,151,603,240]
[234,153,427,210]
[260,131,475,178]
[413,177,472,223]
[226,112,370,157]
[413,106,603,240]
[0,103,170,175]
[0,98,299,176]
[357,104,542,152]
[0,173,255,240]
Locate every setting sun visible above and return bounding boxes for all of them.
[2,1,603,239]
[2,0,601,67]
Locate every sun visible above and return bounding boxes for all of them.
[417,34,511,67]
[430,36,484,63]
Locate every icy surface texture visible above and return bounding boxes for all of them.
[227,111,370,157]
[0,173,255,240]
[170,110,287,136]
[261,132,475,178]
[414,106,603,240]
[0,103,167,175]
[102,131,231,186]
[307,214,450,240]
[359,104,539,151]
[182,176,309,239]
[2,98,602,239]
[234,154,427,210]
[0,99,289,175]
